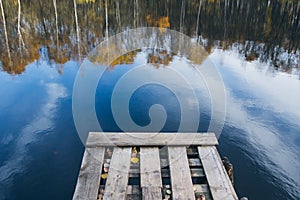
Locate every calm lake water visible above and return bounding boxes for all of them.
[0,0,300,199]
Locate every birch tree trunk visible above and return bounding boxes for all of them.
[223,0,227,42]
[53,0,59,50]
[133,0,139,28]
[115,0,121,32]
[180,0,185,33]
[0,0,11,66]
[17,0,25,51]
[196,0,202,36]
[73,0,81,60]
[179,0,186,54]
[105,0,108,39]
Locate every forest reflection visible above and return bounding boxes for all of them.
[106,49,173,68]
[0,0,299,75]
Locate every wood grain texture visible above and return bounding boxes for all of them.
[103,147,131,200]
[140,147,162,199]
[168,147,195,200]
[73,147,105,200]
[142,187,162,200]
[198,146,238,200]
[87,132,218,147]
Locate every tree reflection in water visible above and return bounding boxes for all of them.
[0,0,299,75]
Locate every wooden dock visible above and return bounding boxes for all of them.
[73,132,238,200]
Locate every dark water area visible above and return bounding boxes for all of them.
[0,0,300,200]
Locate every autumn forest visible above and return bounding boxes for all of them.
[0,0,299,74]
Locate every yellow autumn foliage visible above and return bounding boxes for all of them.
[146,15,170,30]
[76,0,95,4]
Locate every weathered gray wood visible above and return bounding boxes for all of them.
[126,194,141,200]
[129,168,204,178]
[142,187,162,200]
[127,185,141,195]
[188,158,202,167]
[140,148,162,187]
[190,168,205,177]
[73,147,105,200]
[168,147,195,200]
[193,184,210,194]
[160,158,169,167]
[193,184,212,200]
[140,147,162,199]
[198,146,238,200]
[161,158,200,167]
[87,132,218,147]
[74,132,239,200]
[103,147,131,200]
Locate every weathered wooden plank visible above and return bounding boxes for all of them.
[103,147,131,200]
[190,168,205,177]
[126,194,141,200]
[87,132,218,147]
[142,187,162,200]
[127,185,141,195]
[193,184,210,194]
[73,147,105,200]
[129,168,204,178]
[160,158,169,167]
[198,146,238,200]
[193,184,212,200]
[140,148,162,187]
[140,147,162,199]
[168,147,195,200]
[188,158,202,167]
[160,158,201,167]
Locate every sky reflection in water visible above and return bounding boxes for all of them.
[0,46,299,199]
[0,0,299,199]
